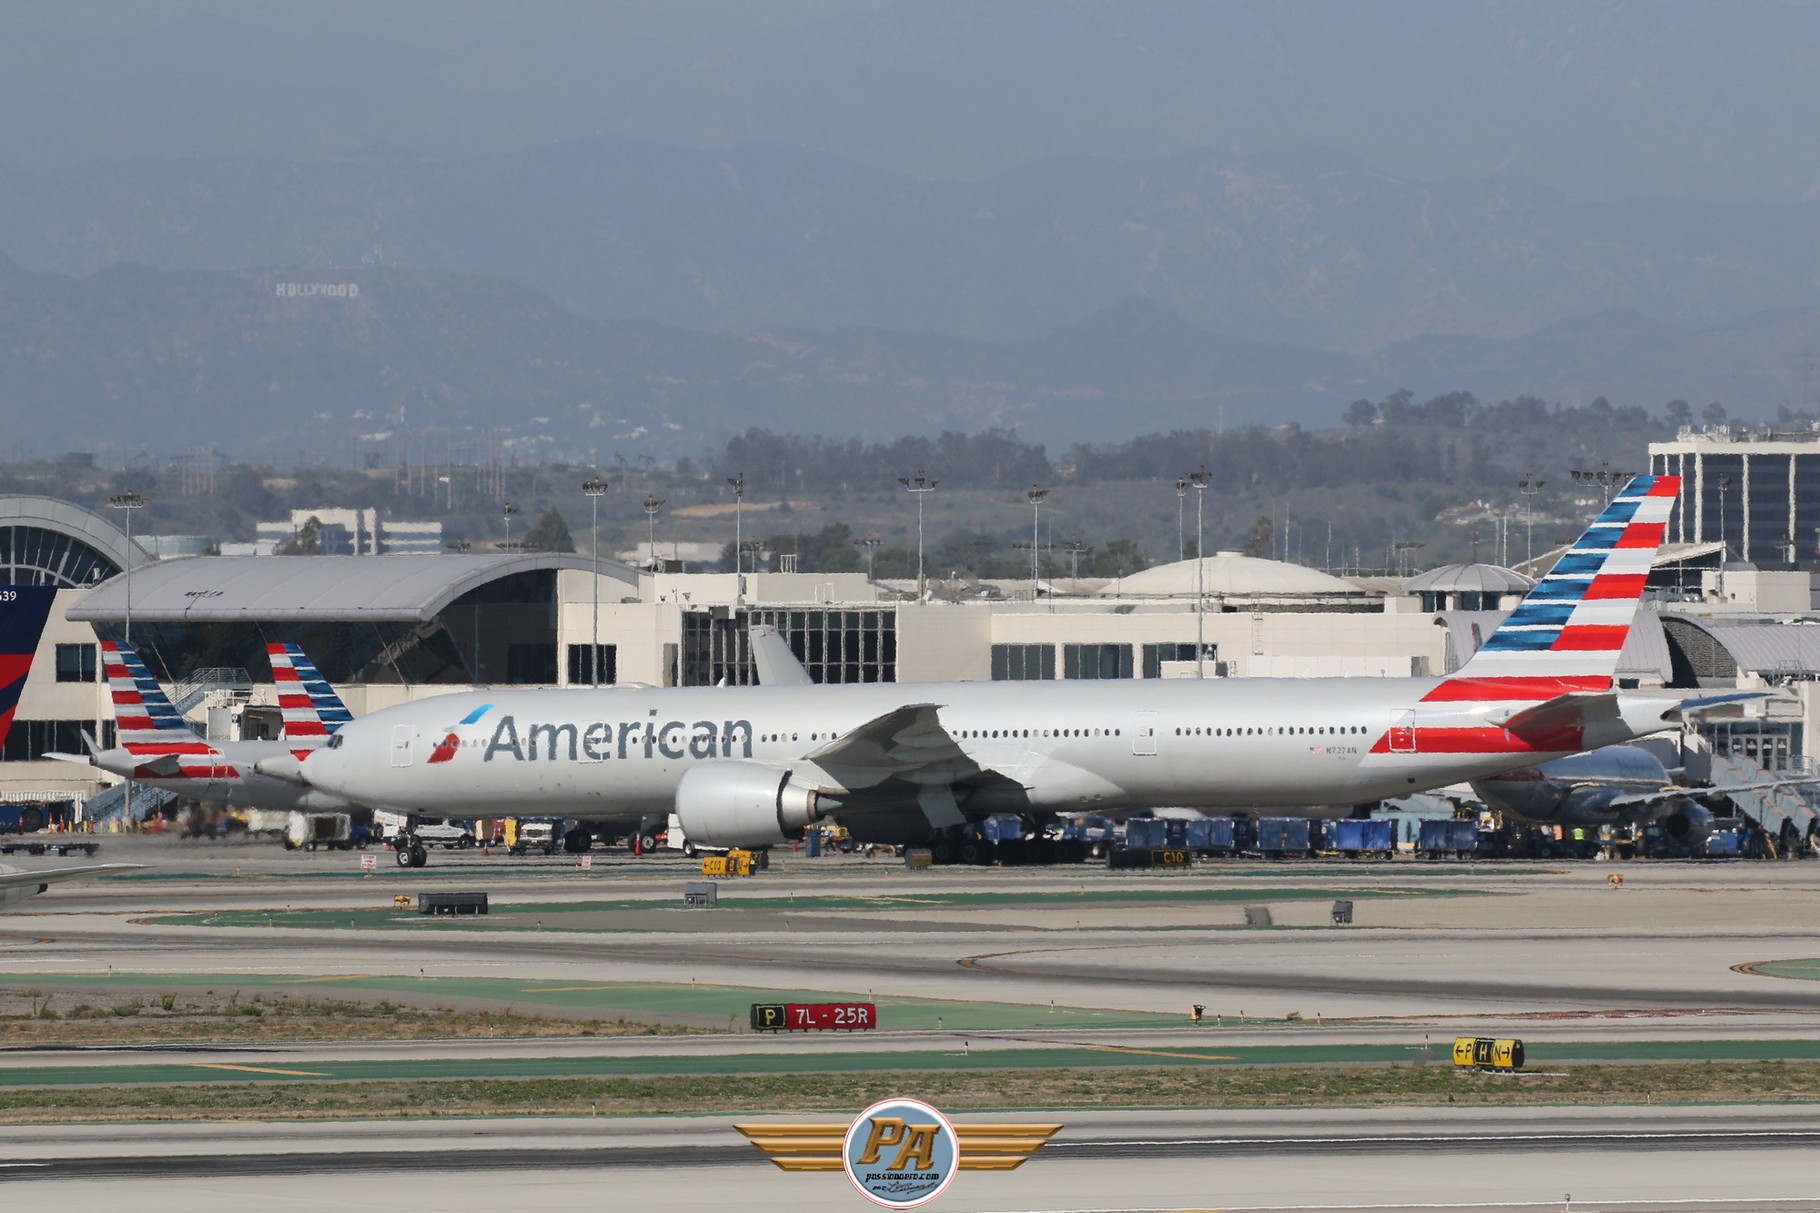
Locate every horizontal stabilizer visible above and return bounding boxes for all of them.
[1492,691,1622,736]
[1665,691,1773,721]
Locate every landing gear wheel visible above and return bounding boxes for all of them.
[409,846,428,868]
[394,845,415,868]
[639,833,659,853]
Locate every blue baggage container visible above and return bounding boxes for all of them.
[1123,818,1167,849]
[1184,817,1238,852]
[1418,819,1480,853]
[1326,818,1394,853]
[978,815,1024,844]
[1255,817,1312,853]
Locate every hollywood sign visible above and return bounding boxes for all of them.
[274,282,360,298]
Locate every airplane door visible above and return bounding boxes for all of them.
[1388,712,1416,754]
[1132,711,1159,756]
[391,725,415,767]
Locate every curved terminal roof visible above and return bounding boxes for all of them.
[0,494,150,586]
[1402,563,1535,595]
[68,553,640,624]
[1661,614,1820,679]
[1100,552,1361,597]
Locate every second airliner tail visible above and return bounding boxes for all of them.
[267,642,354,740]
[1431,474,1679,701]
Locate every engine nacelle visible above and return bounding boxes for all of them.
[675,760,826,848]
[1661,802,1716,843]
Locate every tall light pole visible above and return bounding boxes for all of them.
[580,477,608,687]
[853,535,883,580]
[1175,476,1189,561]
[898,470,937,600]
[1715,473,1733,558]
[1187,466,1210,678]
[1026,485,1049,600]
[1061,538,1091,580]
[1517,473,1544,569]
[107,490,145,823]
[501,501,520,550]
[726,473,745,603]
[642,494,665,570]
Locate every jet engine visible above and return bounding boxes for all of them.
[1661,802,1716,844]
[674,760,828,848]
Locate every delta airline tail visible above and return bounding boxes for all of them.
[0,587,57,754]
[267,643,354,740]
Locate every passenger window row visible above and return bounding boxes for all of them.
[1173,725,1370,737]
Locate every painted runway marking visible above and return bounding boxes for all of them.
[272,974,376,984]
[986,1198,1820,1212]
[192,1064,331,1077]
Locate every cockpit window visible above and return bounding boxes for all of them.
[326,734,344,749]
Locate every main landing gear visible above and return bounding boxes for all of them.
[392,836,428,868]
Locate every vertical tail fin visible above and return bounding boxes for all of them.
[103,640,203,746]
[1435,474,1679,695]
[0,587,58,754]
[267,642,353,740]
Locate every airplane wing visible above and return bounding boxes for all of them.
[749,625,813,686]
[0,862,147,892]
[799,704,987,826]
[1597,776,1820,813]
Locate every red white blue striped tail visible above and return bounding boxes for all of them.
[267,643,353,740]
[1436,474,1678,696]
[104,640,198,746]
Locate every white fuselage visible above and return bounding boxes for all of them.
[97,738,354,813]
[299,676,1680,828]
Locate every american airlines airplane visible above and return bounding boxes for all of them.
[1471,743,1809,845]
[50,641,360,814]
[283,475,1730,856]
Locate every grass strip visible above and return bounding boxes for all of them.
[1,1060,1814,1124]
[149,886,1470,932]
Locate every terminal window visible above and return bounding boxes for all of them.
[2,719,108,762]
[1063,643,1134,680]
[55,643,97,682]
[505,643,558,685]
[991,644,1055,681]
[1141,642,1201,678]
[681,609,896,686]
[566,644,617,685]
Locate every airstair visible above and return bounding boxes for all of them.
[81,782,177,824]
[1707,751,1820,855]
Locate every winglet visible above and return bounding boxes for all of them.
[750,624,813,686]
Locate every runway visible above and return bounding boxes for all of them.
[4,838,1820,1210]
[5,1107,1819,1212]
